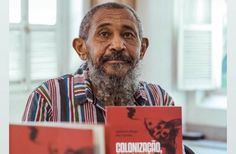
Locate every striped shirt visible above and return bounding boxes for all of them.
[22,63,175,123]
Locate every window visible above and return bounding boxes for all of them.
[178,0,227,92]
[177,0,227,112]
[9,0,61,91]
[9,0,84,122]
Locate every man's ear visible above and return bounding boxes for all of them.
[72,38,88,60]
[139,37,149,60]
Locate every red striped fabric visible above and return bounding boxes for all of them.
[22,63,175,123]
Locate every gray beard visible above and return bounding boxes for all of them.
[87,60,140,106]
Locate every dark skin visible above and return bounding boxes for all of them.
[73,8,149,104]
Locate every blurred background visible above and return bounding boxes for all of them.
[9,0,227,153]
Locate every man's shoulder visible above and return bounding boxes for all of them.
[43,74,74,84]
[138,81,168,98]
[139,81,165,91]
[138,81,174,106]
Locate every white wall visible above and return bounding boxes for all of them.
[227,0,236,152]
[186,92,226,127]
[0,0,9,153]
[10,92,29,122]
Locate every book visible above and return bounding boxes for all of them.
[10,122,105,154]
[105,106,183,154]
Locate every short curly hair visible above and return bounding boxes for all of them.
[79,2,143,40]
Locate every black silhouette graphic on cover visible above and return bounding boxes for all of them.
[144,118,181,154]
[29,126,38,143]
[126,107,181,154]
[127,107,137,120]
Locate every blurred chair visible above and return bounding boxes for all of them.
[184,145,195,154]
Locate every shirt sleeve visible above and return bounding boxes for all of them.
[22,87,52,122]
[157,85,175,106]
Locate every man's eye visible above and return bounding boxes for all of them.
[123,32,134,39]
[99,31,110,38]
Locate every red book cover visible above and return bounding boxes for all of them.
[106,106,182,154]
[10,124,95,154]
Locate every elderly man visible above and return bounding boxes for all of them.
[22,2,174,122]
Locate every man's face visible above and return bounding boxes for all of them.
[85,8,142,77]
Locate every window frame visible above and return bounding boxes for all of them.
[9,0,68,92]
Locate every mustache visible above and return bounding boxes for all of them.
[99,51,134,65]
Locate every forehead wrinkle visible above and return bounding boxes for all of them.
[95,14,133,23]
[96,23,111,30]
[94,17,137,27]
[94,8,136,21]
[92,8,138,27]
[96,22,137,31]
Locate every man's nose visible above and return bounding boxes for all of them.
[109,34,125,51]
